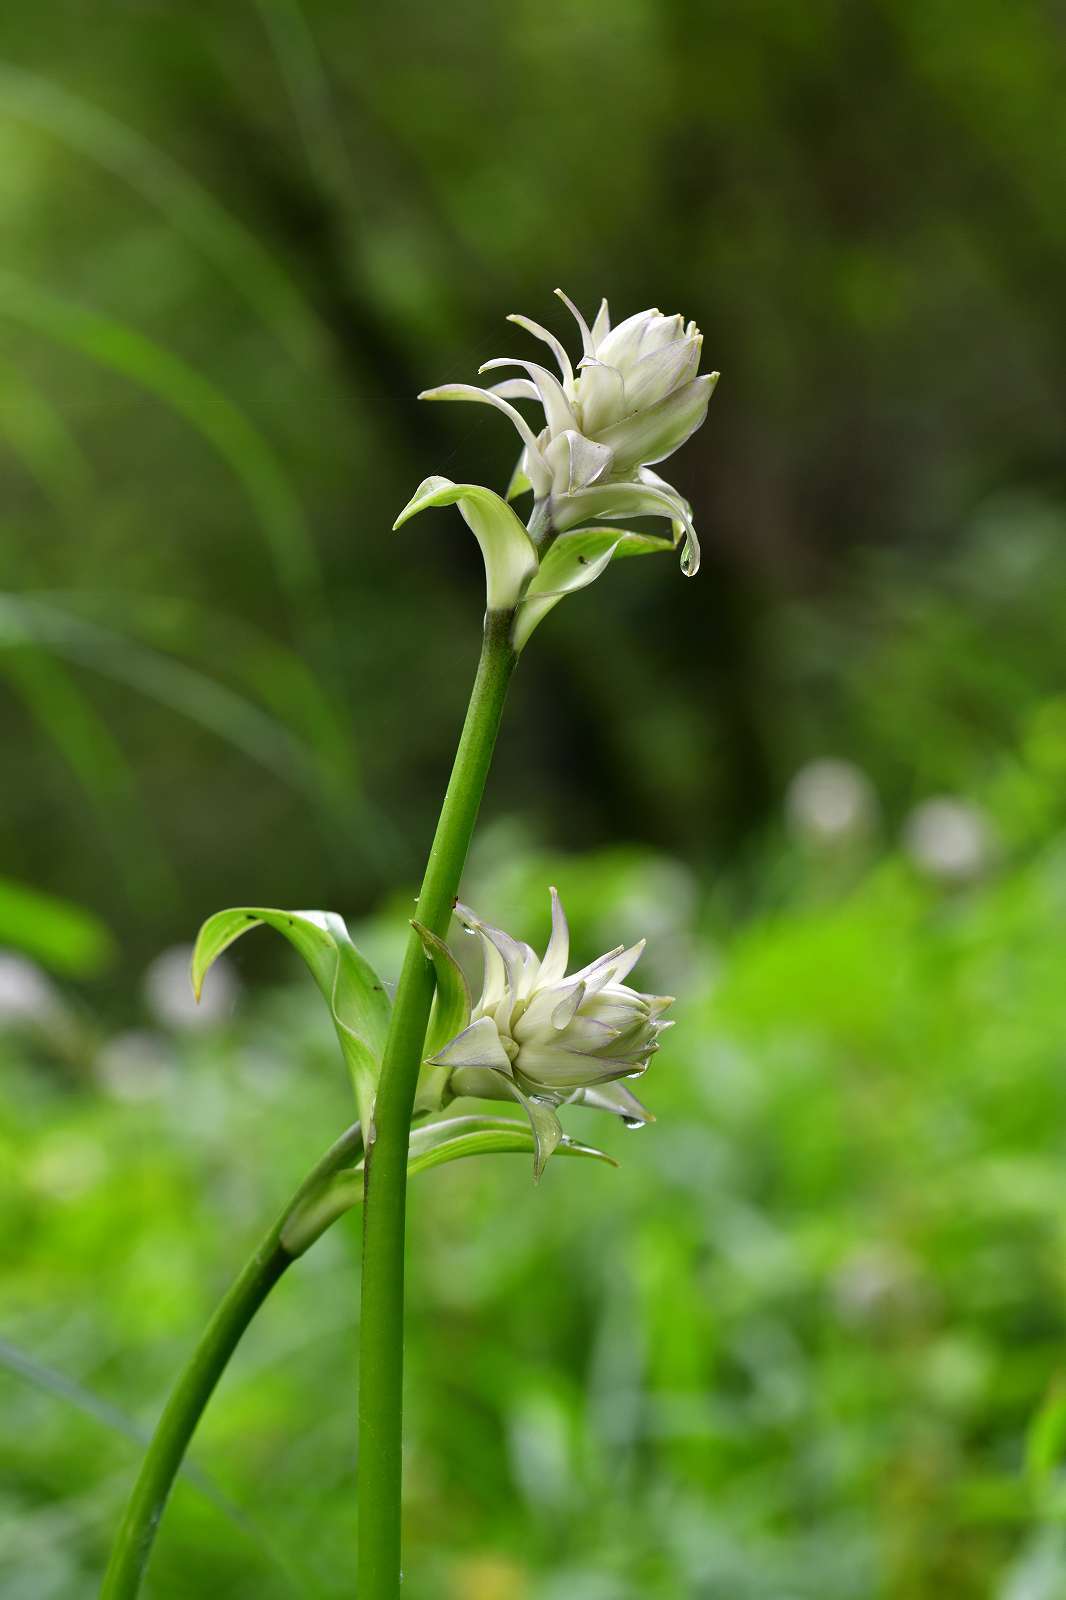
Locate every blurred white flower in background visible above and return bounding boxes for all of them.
[903,796,994,885]
[144,943,238,1031]
[786,758,879,849]
[96,1030,176,1102]
[831,1245,927,1332]
[0,952,62,1029]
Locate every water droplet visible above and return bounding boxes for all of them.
[621,1116,644,1130]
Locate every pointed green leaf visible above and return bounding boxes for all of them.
[1027,1378,1066,1491]
[191,906,390,1128]
[403,1114,610,1178]
[393,475,538,609]
[285,1115,617,1250]
[513,526,674,651]
[412,920,472,1059]
[506,456,533,502]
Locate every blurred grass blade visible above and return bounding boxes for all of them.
[39,588,370,844]
[0,873,115,976]
[0,594,316,787]
[0,1338,306,1590]
[0,642,177,914]
[0,357,93,526]
[0,272,322,604]
[0,62,327,366]
[256,0,354,204]
[1026,1376,1066,1492]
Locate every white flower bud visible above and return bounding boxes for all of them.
[424,891,670,1175]
[419,290,717,581]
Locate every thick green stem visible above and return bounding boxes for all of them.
[100,1121,364,1599]
[357,609,517,1598]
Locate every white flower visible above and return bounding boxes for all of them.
[423,890,671,1176]
[902,797,993,885]
[419,289,717,580]
[786,758,879,849]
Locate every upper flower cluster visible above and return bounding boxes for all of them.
[421,290,717,578]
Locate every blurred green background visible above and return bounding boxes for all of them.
[4,3,1066,1596]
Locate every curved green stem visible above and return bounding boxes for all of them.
[100,1121,364,1599]
[357,609,517,1598]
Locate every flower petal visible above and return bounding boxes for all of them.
[622,338,702,413]
[393,476,538,609]
[551,979,585,1030]
[480,358,577,438]
[544,428,613,493]
[537,886,570,987]
[487,377,540,402]
[505,1081,563,1181]
[594,307,658,367]
[553,474,701,577]
[576,359,626,435]
[515,1044,637,1089]
[592,373,716,473]
[566,1080,655,1124]
[636,312,686,357]
[553,287,595,359]
[589,296,611,348]
[600,939,646,986]
[506,312,576,392]
[427,1014,513,1074]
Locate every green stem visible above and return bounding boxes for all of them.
[100,1121,364,1599]
[357,609,517,1598]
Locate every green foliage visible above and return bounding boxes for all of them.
[283,1116,614,1255]
[192,906,390,1128]
[0,873,114,976]
[7,788,1066,1594]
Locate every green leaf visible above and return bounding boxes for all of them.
[283,1116,616,1252]
[403,1114,611,1178]
[506,456,533,501]
[513,525,673,650]
[412,921,472,1059]
[0,873,115,977]
[1026,1377,1066,1491]
[393,475,538,610]
[191,907,390,1128]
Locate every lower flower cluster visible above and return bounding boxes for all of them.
[421,890,672,1177]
